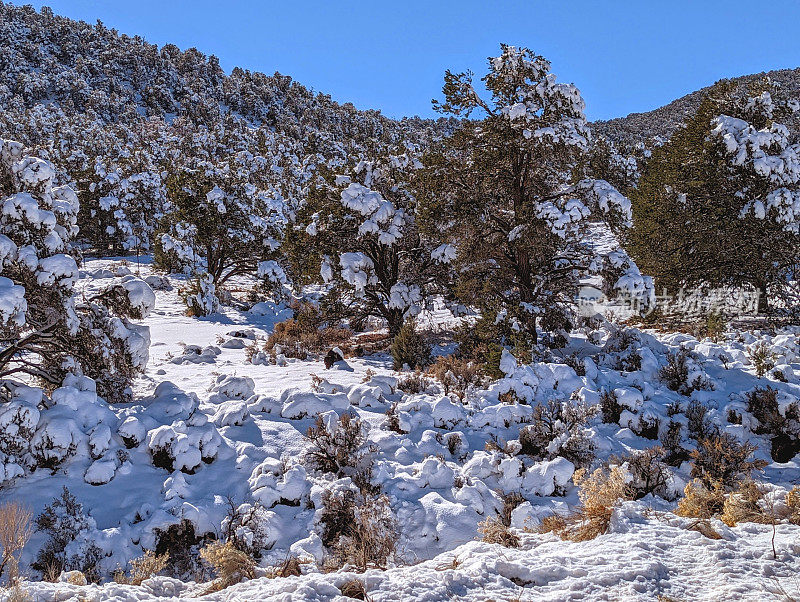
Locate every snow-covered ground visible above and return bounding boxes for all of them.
[4,258,800,601]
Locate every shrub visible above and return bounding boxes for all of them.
[181,273,219,317]
[384,404,406,434]
[690,434,766,490]
[33,487,103,583]
[659,349,712,395]
[660,420,690,466]
[685,400,715,441]
[618,447,672,500]
[396,371,431,395]
[599,389,623,424]
[675,479,725,519]
[200,541,256,593]
[0,501,32,584]
[720,480,772,527]
[390,321,431,371]
[785,486,800,524]
[154,519,213,580]
[265,302,352,360]
[746,386,800,462]
[322,492,398,571]
[339,578,369,600]
[478,517,520,548]
[704,312,726,341]
[114,550,169,586]
[519,400,596,468]
[540,466,631,541]
[749,342,776,378]
[220,501,272,557]
[304,414,374,492]
[427,355,486,399]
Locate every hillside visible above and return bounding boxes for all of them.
[592,67,800,148]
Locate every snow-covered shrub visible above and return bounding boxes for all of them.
[220,502,273,557]
[322,491,398,571]
[200,541,256,593]
[32,487,103,582]
[390,320,430,371]
[0,140,151,403]
[659,349,712,396]
[181,273,219,317]
[304,414,374,492]
[690,434,766,489]
[660,420,690,466]
[745,386,800,462]
[519,400,596,468]
[616,447,672,500]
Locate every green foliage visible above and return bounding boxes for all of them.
[627,80,800,312]
[390,321,431,371]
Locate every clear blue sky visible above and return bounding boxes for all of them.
[13,0,800,121]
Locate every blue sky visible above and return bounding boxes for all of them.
[14,0,800,121]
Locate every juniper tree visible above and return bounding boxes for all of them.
[0,139,153,402]
[293,148,448,335]
[627,80,800,313]
[420,45,636,347]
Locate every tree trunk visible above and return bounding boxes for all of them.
[757,282,769,314]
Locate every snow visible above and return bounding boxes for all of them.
[2,258,800,600]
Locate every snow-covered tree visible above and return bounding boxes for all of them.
[629,80,800,312]
[422,45,640,346]
[0,139,153,402]
[297,149,446,335]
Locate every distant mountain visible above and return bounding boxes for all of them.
[592,68,800,148]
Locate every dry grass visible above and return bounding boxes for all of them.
[540,466,631,542]
[720,480,773,527]
[339,578,370,600]
[675,480,726,519]
[786,486,800,524]
[477,517,520,548]
[114,550,169,586]
[200,541,256,593]
[0,501,32,584]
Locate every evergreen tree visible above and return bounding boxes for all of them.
[627,80,800,312]
[420,45,638,347]
[0,139,153,402]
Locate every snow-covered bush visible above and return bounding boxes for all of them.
[519,400,597,468]
[32,487,103,582]
[181,273,219,317]
[304,414,374,491]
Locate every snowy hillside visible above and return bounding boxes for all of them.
[0,258,798,600]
